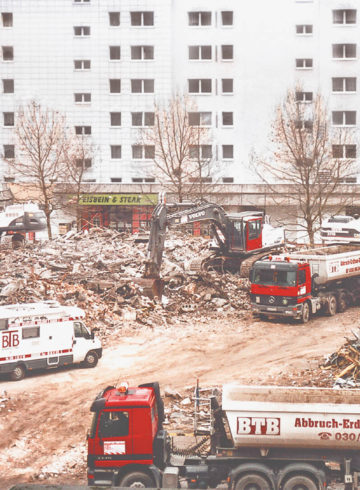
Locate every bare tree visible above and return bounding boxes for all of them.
[140,94,216,202]
[6,100,67,239]
[252,88,358,245]
[60,134,95,231]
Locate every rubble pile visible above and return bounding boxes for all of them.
[321,330,360,388]
[0,229,251,339]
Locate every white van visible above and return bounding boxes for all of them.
[0,301,102,381]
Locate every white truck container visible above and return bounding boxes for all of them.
[223,384,360,450]
[284,245,360,285]
[0,301,102,380]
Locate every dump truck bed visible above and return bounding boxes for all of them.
[223,385,360,450]
[284,245,360,284]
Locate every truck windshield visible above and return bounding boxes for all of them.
[252,268,297,287]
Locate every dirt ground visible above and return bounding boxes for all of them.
[0,307,358,489]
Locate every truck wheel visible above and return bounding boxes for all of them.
[235,474,270,490]
[283,475,317,490]
[12,234,25,250]
[327,295,337,316]
[10,364,26,381]
[338,292,347,313]
[83,351,98,368]
[118,471,154,488]
[300,302,310,324]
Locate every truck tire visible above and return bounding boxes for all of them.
[327,295,337,316]
[118,471,154,488]
[338,292,347,313]
[10,364,26,381]
[83,351,98,368]
[12,234,25,250]
[283,475,317,490]
[235,474,270,490]
[300,302,310,324]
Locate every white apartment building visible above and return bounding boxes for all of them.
[0,0,359,186]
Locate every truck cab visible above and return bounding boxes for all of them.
[250,257,312,322]
[87,382,168,487]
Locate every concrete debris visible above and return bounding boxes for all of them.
[0,229,251,344]
[321,330,360,388]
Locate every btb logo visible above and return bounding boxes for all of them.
[237,417,280,435]
[2,330,20,349]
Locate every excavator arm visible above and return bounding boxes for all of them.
[144,199,233,279]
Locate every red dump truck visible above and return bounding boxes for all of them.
[87,382,360,489]
[250,245,360,323]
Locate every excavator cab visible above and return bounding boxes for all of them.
[229,215,263,253]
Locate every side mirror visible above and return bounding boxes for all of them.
[91,331,95,340]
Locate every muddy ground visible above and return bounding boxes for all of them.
[0,305,358,489]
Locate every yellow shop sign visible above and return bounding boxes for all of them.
[78,194,158,206]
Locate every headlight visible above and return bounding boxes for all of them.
[256,296,260,303]
[282,298,288,305]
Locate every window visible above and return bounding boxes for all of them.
[2,46,13,61]
[131,79,154,93]
[111,178,122,182]
[222,145,234,159]
[295,58,313,68]
[74,0,91,3]
[295,91,313,102]
[110,112,121,126]
[76,158,92,168]
[22,327,40,339]
[332,44,356,59]
[222,79,233,93]
[98,411,129,438]
[188,11,211,26]
[3,112,14,126]
[3,144,14,158]
[189,145,212,159]
[188,79,211,94]
[131,46,154,60]
[296,24,313,34]
[188,112,212,126]
[74,93,91,103]
[188,45,211,60]
[131,112,154,126]
[111,145,122,159]
[109,46,121,60]
[74,59,91,70]
[221,45,233,60]
[109,12,120,26]
[132,177,155,183]
[74,26,90,36]
[132,145,155,159]
[332,144,356,158]
[222,112,233,126]
[294,120,313,131]
[221,11,233,26]
[2,79,14,93]
[223,177,234,183]
[75,125,91,135]
[1,12,12,27]
[109,79,121,93]
[333,9,357,25]
[130,11,154,26]
[332,111,356,126]
[332,77,356,92]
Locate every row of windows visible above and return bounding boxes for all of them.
[3,111,358,129]
[2,144,236,160]
[4,143,357,161]
[2,10,234,28]
[2,81,357,98]
[3,46,359,65]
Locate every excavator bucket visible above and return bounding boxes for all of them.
[130,277,164,300]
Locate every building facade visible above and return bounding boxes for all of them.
[1,0,359,186]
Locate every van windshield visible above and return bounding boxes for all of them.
[252,268,297,287]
